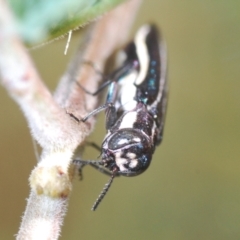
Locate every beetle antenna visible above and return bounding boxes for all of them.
[91,172,116,211]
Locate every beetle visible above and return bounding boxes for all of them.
[73,24,168,210]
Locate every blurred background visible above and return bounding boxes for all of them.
[1,0,240,239]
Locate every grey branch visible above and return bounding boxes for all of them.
[0,0,142,239]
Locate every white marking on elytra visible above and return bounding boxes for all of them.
[119,70,138,111]
[134,25,151,85]
[122,101,138,112]
[119,111,137,129]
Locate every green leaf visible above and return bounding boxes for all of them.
[7,0,126,45]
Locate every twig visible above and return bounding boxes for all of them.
[0,0,142,239]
